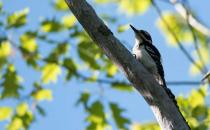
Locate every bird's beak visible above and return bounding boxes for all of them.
[130,24,138,34]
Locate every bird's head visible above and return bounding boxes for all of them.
[130,24,152,44]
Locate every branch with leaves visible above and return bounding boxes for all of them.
[65,0,190,129]
[169,0,210,37]
[152,0,210,76]
[152,1,201,74]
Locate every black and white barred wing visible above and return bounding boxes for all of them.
[144,44,166,87]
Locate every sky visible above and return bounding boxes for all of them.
[0,0,210,130]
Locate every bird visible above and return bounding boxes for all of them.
[130,25,190,128]
[130,24,176,102]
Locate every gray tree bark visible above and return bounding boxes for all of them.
[65,0,190,129]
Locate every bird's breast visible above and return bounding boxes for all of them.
[132,46,157,74]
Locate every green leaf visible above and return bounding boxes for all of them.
[0,41,11,70]
[0,40,11,58]
[192,47,209,64]
[196,47,209,63]
[190,47,209,76]
[117,24,129,33]
[106,62,118,77]
[87,123,107,130]
[7,8,29,28]
[176,86,210,128]
[63,58,77,80]
[194,123,208,130]
[119,0,151,15]
[54,0,68,11]
[33,89,53,101]
[177,85,208,120]
[196,31,208,46]
[192,105,208,121]
[45,42,69,63]
[41,19,63,32]
[18,31,40,68]
[86,101,107,128]
[110,103,130,129]
[16,103,28,117]
[189,89,205,108]
[41,63,61,84]
[87,123,97,130]
[156,12,193,45]
[84,72,98,82]
[78,41,102,70]
[7,111,33,130]
[177,95,190,116]
[6,117,23,130]
[1,65,22,99]
[21,111,33,129]
[0,2,2,12]
[94,0,112,4]
[22,111,34,129]
[20,32,37,53]
[76,91,90,108]
[56,43,69,54]
[111,82,133,92]
[189,60,203,76]
[132,122,160,130]
[188,85,208,108]
[0,107,12,121]
[62,15,76,28]
[198,84,208,97]
[24,53,40,69]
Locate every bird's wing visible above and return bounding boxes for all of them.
[144,44,166,86]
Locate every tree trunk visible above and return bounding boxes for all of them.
[65,0,190,129]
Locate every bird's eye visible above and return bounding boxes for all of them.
[139,43,143,47]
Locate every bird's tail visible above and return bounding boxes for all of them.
[161,78,191,128]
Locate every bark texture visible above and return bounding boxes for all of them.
[65,0,190,129]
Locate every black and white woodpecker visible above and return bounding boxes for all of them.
[130,25,191,128]
[130,24,176,101]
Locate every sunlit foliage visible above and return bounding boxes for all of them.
[0,0,209,130]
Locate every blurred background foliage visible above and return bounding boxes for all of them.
[0,0,209,130]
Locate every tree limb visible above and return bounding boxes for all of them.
[65,0,190,129]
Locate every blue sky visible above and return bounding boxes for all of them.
[1,0,210,130]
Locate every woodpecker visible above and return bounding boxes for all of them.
[130,25,190,128]
[130,25,176,102]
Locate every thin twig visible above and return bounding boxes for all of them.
[185,7,208,74]
[202,72,210,82]
[158,0,210,37]
[151,0,203,73]
[167,81,202,86]
[8,38,205,87]
[76,71,203,86]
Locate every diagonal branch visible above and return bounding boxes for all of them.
[186,14,208,74]
[65,0,190,129]
[183,3,209,74]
